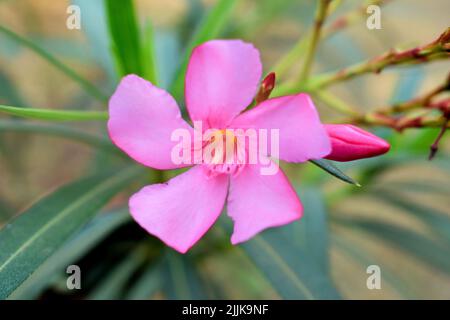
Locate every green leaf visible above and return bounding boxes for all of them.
[281,188,330,271]
[0,70,25,106]
[0,105,108,121]
[375,189,450,244]
[170,0,238,99]
[239,233,340,299]
[163,251,209,299]
[141,20,159,84]
[331,233,415,299]
[335,218,450,275]
[72,0,116,87]
[0,166,143,299]
[88,245,147,300]
[0,25,107,102]
[9,209,130,299]
[0,119,121,155]
[309,159,360,186]
[219,188,340,299]
[104,0,143,77]
[125,261,164,300]
[374,180,450,196]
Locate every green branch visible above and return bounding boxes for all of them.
[313,90,361,117]
[297,0,332,83]
[310,27,450,89]
[273,0,343,79]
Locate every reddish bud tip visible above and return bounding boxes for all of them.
[255,72,276,104]
[262,72,276,91]
[324,124,390,162]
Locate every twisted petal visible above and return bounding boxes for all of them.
[108,75,193,169]
[129,165,229,253]
[325,124,390,161]
[185,40,262,128]
[231,94,331,162]
[227,161,302,244]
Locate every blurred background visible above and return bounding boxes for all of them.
[0,0,449,299]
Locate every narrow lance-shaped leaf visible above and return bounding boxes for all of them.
[281,188,331,272]
[238,235,340,299]
[88,245,147,300]
[163,250,209,299]
[0,166,143,299]
[221,206,340,300]
[374,189,450,244]
[0,25,107,102]
[331,233,415,299]
[0,105,108,121]
[9,209,131,299]
[104,0,143,77]
[141,20,159,85]
[309,159,360,186]
[334,217,450,276]
[125,261,165,300]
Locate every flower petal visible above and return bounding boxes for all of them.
[231,93,331,162]
[185,40,262,128]
[129,165,229,253]
[325,124,390,161]
[227,161,302,244]
[108,75,193,170]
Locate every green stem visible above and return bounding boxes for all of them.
[297,0,332,83]
[0,105,108,121]
[0,25,107,102]
[310,27,450,89]
[313,90,361,117]
[377,76,450,115]
[336,112,450,129]
[273,0,342,79]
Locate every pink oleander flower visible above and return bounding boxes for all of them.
[107,39,389,253]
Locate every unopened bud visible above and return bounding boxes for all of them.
[324,124,390,161]
[255,72,276,104]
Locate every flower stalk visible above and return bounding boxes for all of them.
[343,112,450,130]
[297,0,333,83]
[429,115,450,160]
[310,27,450,89]
[377,74,450,115]
[313,90,361,117]
[273,0,392,80]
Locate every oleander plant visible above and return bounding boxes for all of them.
[0,0,449,300]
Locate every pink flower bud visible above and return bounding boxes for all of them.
[324,124,390,161]
[255,72,276,104]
